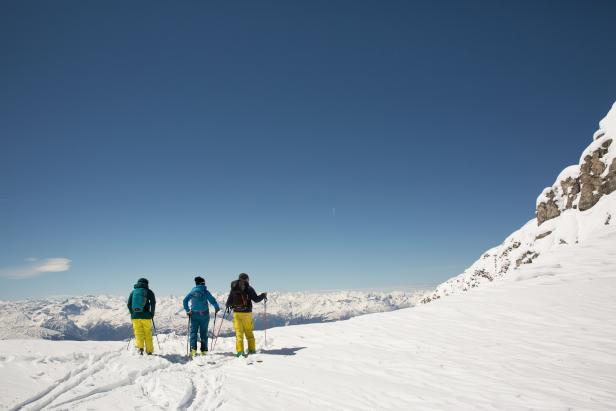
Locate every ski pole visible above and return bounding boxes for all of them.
[214,311,225,351]
[211,309,228,352]
[186,315,191,357]
[211,311,222,351]
[210,312,217,352]
[151,319,162,352]
[263,299,268,348]
[126,337,132,351]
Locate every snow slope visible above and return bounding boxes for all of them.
[1,227,615,410]
[0,290,425,341]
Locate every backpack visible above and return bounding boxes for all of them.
[132,288,148,312]
[229,280,249,309]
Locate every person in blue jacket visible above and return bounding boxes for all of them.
[183,276,220,357]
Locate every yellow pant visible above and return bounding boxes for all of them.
[132,319,154,354]
[233,312,255,353]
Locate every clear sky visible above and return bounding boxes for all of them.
[1,0,615,299]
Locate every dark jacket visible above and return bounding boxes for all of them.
[226,280,265,313]
[127,280,156,320]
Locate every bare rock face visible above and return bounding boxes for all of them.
[535,230,552,240]
[536,191,561,225]
[561,177,580,209]
[603,158,616,195]
[537,138,614,222]
[579,172,603,211]
[579,140,611,211]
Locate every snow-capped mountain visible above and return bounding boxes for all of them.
[0,290,425,341]
[422,102,616,302]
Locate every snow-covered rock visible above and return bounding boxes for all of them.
[537,102,616,219]
[422,101,616,302]
[0,290,425,341]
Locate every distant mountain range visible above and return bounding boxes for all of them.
[0,290,424,340]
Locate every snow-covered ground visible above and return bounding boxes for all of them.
[0,290,426,341]
[2,226,615,410]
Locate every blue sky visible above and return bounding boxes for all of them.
[1,0,615,299]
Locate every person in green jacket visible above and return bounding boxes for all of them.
[127,277,156,355]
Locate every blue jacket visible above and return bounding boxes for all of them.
[183,284,220,314]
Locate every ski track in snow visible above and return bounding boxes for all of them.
[4,343,232,411]
[9,350,120,411]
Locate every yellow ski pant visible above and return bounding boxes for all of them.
[233,312,255,353]
[132,319,154,354]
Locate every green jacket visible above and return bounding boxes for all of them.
[127,280,156,320]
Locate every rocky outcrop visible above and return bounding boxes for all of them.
[536,105,616,224]
[515,251,539,268]
[579,139,612,211]
[536,191,561,225]
[535,231,552,240]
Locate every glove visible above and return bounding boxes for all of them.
[261,292,268,302]
[215,308,220,314]
[225,306,231,314]
[187,310,192,317]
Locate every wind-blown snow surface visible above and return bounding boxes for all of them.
[0,290,425,341]
[2,229,615,410]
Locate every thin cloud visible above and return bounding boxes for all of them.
[0,258,72,280]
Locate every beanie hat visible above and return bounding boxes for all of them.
[194,276,205,285]
[238,273,249,281]
[137,277,149,285]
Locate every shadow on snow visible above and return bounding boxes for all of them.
[260,347,306,356]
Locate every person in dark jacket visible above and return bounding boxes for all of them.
[183,276,220,357]
[127,277,156,355]
[225,273,267,357]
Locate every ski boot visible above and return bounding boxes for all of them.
[190,348,197,359]
[138,348,144,356]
